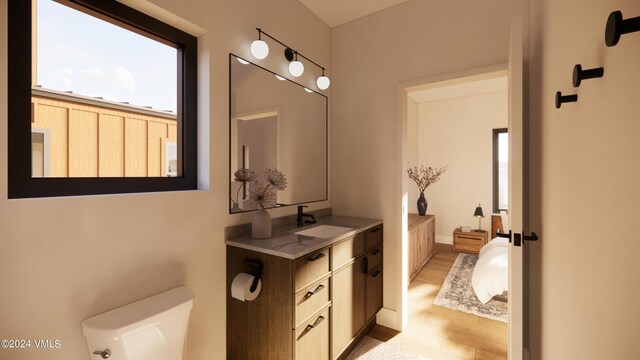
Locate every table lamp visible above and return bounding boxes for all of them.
[473,203,485,232]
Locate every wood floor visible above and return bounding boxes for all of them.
[367,245,507,360]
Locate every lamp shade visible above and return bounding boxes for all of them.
[250,39,269,59]
[289,60,304,77]
[473,204,484,217]
[316,76,330,90]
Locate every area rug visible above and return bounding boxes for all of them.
[433,253,508,322]
[345,336,431,360]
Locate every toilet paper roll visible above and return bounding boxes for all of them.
[231,273,262,302]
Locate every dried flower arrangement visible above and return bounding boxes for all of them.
[407,164,447,194]
[248,167,288,210]
[232,168,257,209]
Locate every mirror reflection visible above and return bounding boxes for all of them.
[229,54,327,213]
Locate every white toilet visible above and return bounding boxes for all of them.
[82,286,193,360]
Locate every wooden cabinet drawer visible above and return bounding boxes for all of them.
[332,232,365,270]
[294,247,330,292]
[453,232,487,253]
[295,307,330,360]
[365,266,383,321]
[365,225,383,250]
[365,245,382,273]
[295,277,330,328]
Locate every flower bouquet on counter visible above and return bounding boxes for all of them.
[247,168,287,239]
[231,168,257,212]
[248,168,288,211]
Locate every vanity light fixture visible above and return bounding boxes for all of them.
[316,68,330,90]
[248,27,330,89]
[288,51,304,77]
[250,28,269,59]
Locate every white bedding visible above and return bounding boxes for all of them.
[472,237,509,304]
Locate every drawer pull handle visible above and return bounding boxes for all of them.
[371,270,381,278]
[306,315,325,331]
[371,248,381,255]
[306,284,325,298]
[308,252,325,262]
[370,227,381,233]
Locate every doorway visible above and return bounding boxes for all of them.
[383,66,513,359]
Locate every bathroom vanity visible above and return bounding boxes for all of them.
[226,216,383,360]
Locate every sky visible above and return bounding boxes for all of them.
[37,0,177,113]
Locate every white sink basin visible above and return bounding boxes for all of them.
[294,225,352,239]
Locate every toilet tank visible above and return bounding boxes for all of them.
[82,286,193,360]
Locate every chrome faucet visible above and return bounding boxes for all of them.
[297,205,316,226]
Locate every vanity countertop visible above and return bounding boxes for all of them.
[225,215,382,259]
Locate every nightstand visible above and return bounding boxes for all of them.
[453,229,489,253]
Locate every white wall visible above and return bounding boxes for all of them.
[527,0,640,358]
[0,0,330,359]
[331,0,524,329]
[408,91,507,244]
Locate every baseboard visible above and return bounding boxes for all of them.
[375,308,399,330]
[435,243,454,253]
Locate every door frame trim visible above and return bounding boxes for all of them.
[388,63,508,331]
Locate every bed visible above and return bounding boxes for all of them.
[471,211,509,304]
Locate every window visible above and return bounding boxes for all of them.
[9,0,197,198]
[493,128,508,212]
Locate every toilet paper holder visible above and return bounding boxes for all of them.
[243,259,263,293]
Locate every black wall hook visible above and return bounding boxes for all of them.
[605,10,640,47]
[243,259,263,293]
[555,91,578,109]
[573,64,604,87]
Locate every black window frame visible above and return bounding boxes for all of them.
[8,0,197,198]
[492,128,508,213]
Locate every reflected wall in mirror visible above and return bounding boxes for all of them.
[229,54,327,213]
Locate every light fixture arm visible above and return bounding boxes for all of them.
[255,28,326,72]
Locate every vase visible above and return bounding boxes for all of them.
[417,193,428,216]
[252,207,272,239]
[230,201,242,213]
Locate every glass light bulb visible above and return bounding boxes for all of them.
[289,61,304,77]
[275,75,286,81]
[237,57,250,65]
[250,40,269,60]
[304,87,313,93]
[316,76,330,90]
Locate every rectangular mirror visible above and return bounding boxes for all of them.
[229,54,327,213]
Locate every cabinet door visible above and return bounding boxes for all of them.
[295,307,330,360]
[365,266,383,321]
[428,219,435,257]
[418,223,427,266]
[332,257,366,359]
[407,228,417,278]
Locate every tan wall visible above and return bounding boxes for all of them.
[0,0,330,360]
[32,95,178,177]
[408,91,508,244]
[527,0,640,358]
[331,0,524,328]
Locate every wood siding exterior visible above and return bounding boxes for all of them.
[31,92,177,177]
